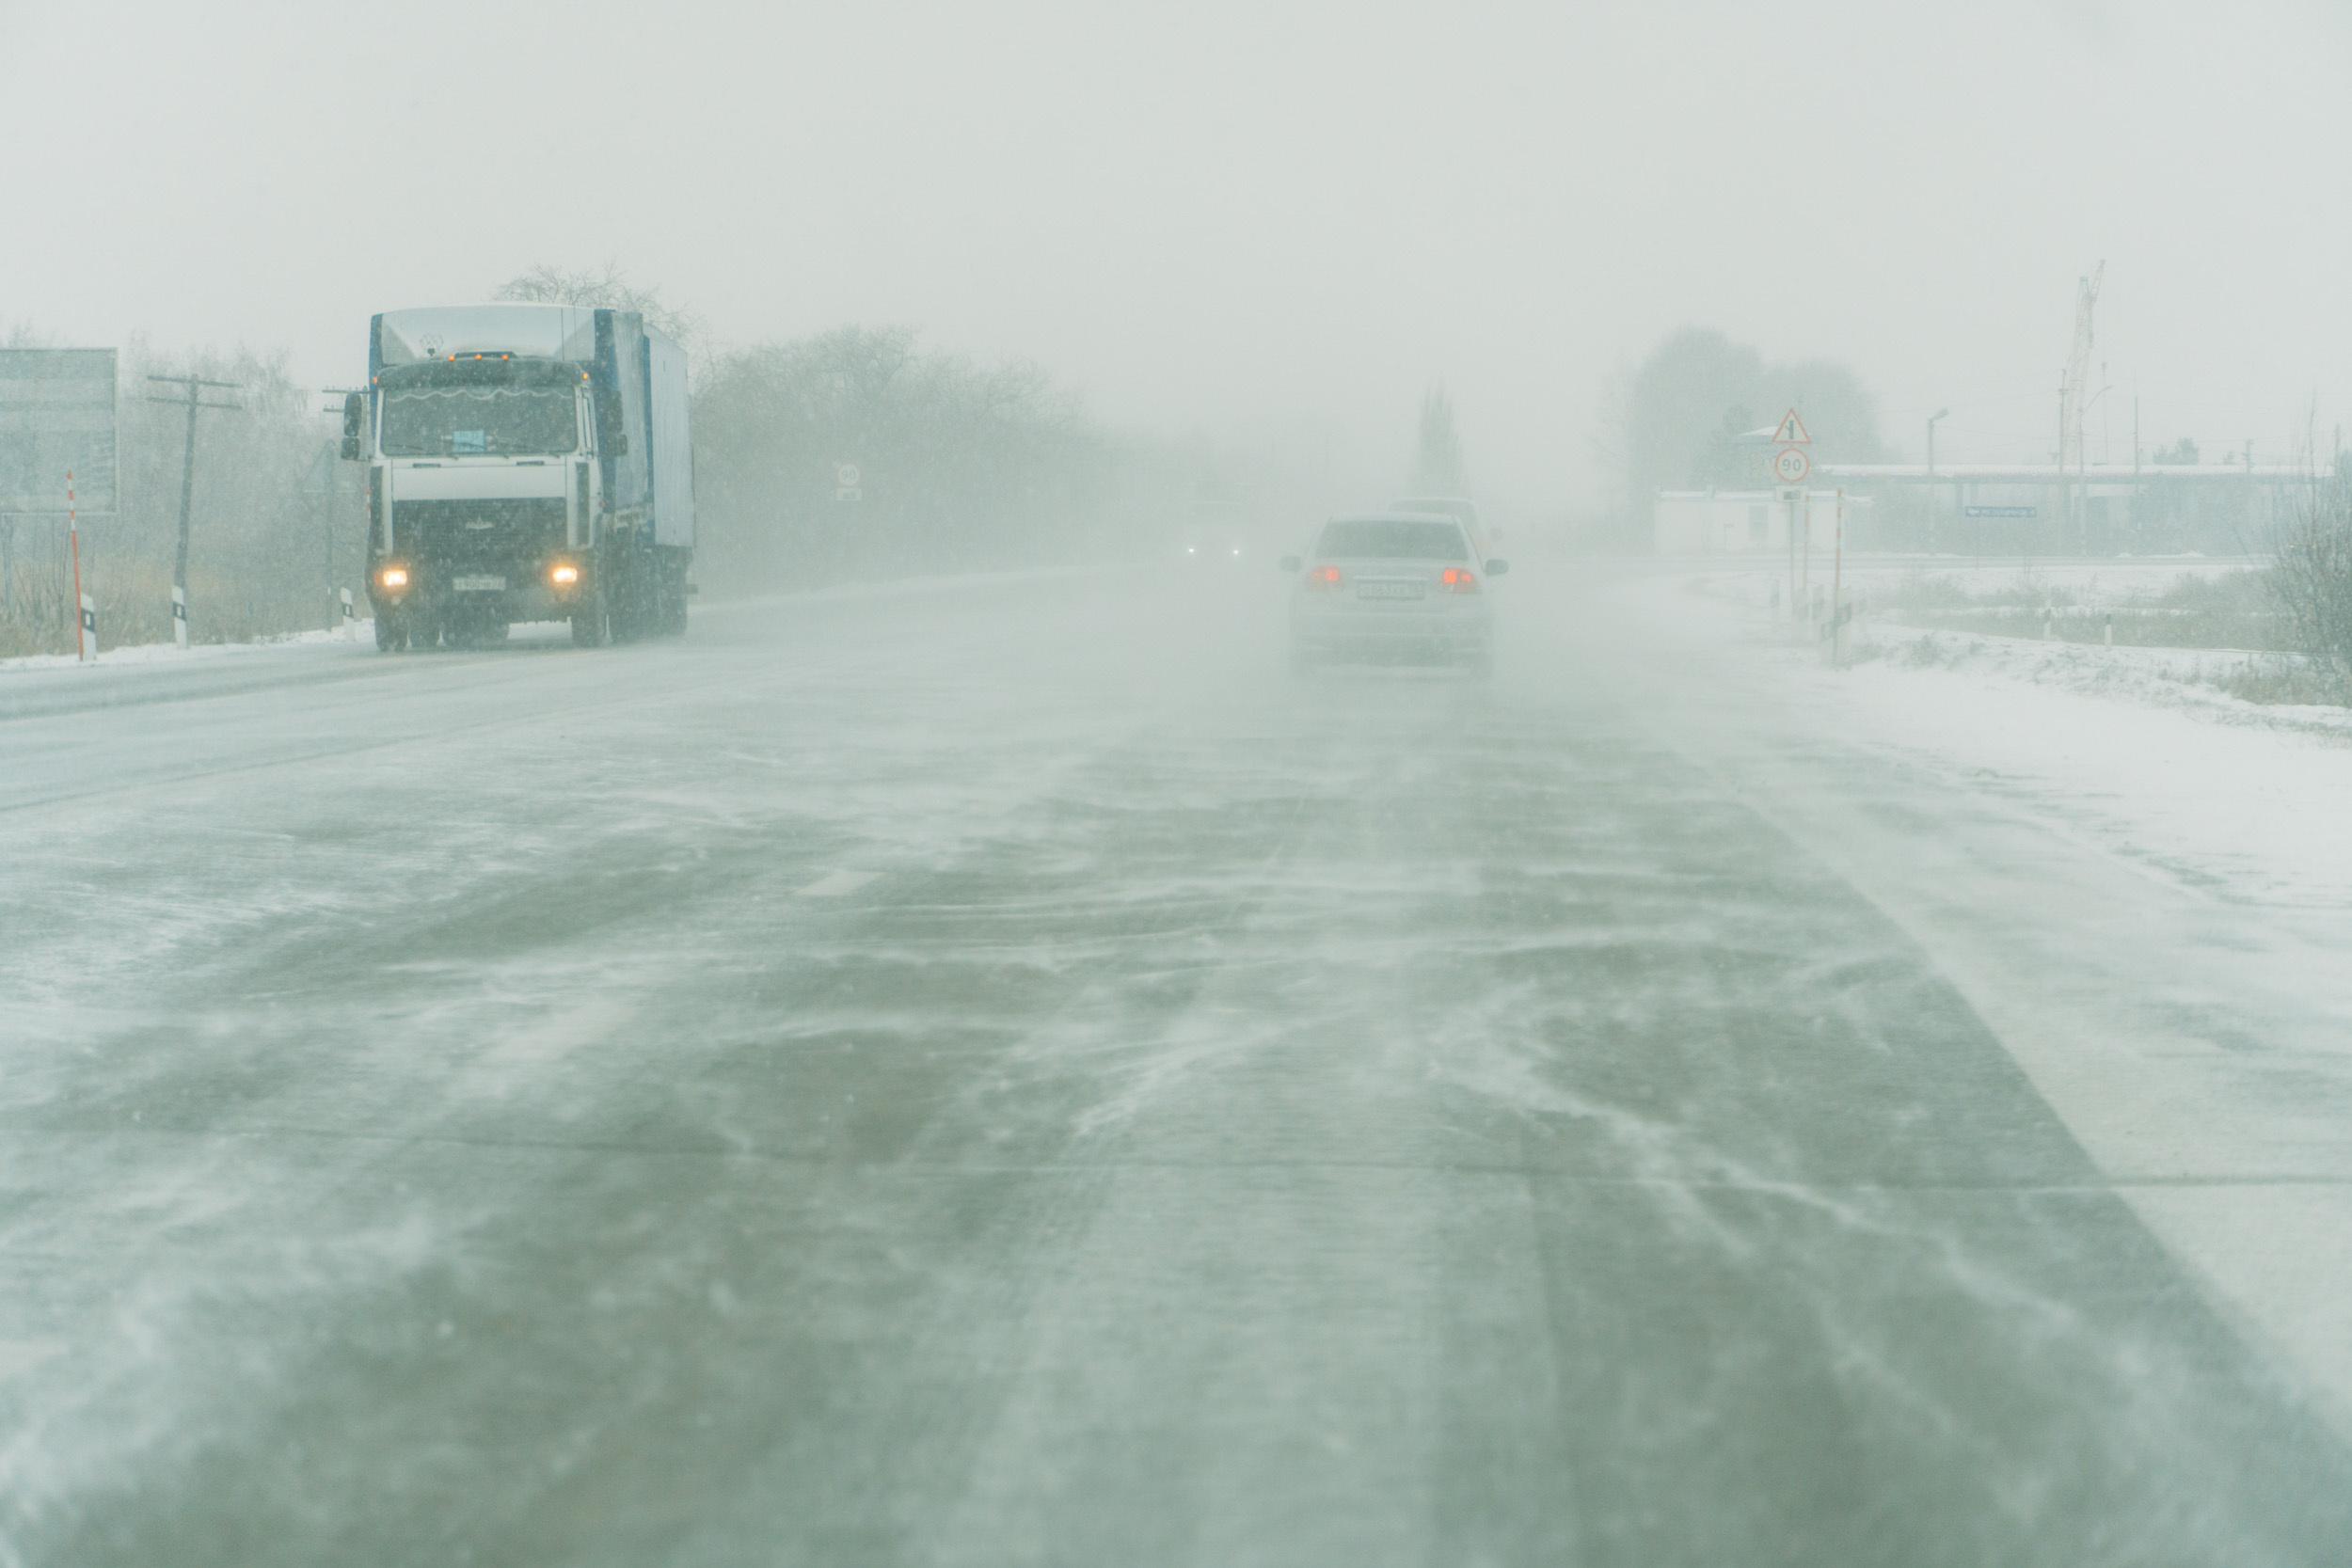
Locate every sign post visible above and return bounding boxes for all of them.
[835,462,862,503]
[1772,411,1811,625]
[68,469,88,662]
[1829,487,1849,667]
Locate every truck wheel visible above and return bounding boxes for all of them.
[374,610,400,652]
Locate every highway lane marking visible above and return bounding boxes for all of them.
[798,870,881,897]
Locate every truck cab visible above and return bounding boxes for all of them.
[347,304,693,650]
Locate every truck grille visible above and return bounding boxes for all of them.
[393,498,566,568]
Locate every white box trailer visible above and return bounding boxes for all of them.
[344,304,693,649]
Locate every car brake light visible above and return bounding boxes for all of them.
[1441,567,1480,594]
[1309,564,1343,589]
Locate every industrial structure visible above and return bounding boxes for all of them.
[1654,265,2324,555]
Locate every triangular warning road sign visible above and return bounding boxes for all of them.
[1772,409,1811,446]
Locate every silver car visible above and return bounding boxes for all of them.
[1280,513,1508,674]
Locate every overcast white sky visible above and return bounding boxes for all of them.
[5,0,2349,513]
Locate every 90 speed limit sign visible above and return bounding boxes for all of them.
[1772,446,1810,483]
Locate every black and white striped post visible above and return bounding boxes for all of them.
[340,588,356,639]
[171,585,187,648]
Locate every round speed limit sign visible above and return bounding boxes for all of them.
[1772,446,1810,484]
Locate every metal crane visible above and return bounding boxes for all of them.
[2062,261,2105,472]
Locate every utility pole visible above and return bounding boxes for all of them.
[2055,371,2069,557]
[144,374,243,645]
[1926,408,1948,551]
[320,388,369,630]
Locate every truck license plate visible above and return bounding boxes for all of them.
[1358,581,1423,600]
[453,576,505,593]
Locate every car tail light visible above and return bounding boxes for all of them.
[1308,564,1343,590]
[1441,567,1480,594]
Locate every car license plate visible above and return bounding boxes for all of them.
[453,575,505,593]
[1358,581,1423,600]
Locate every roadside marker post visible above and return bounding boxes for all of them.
[341,588,356,639]
[172,585,188,647]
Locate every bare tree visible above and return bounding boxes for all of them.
[492,263,703,345]
[2266,471,2352,697]
[1613,326,1884,540]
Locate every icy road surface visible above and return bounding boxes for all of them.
[3,565,2349,1565]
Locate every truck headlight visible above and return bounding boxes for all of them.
[379,565,409,590]
[550,562,580,586]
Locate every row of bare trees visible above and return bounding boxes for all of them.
[500,267,1193,588]
[691,325,1178,590]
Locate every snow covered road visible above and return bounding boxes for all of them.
[2,564,2348,1565]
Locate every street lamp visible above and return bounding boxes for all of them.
[1927,408,1948,549]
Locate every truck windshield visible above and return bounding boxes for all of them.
[380,387,579,457]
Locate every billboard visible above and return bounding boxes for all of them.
[0,349,118,515]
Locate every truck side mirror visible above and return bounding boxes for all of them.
[340,391,366,461]
[596,389,628,456]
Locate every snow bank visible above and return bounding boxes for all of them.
[1663,562,2352,910]
[0,624,370,675]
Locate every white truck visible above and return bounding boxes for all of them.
[342,304,693,649]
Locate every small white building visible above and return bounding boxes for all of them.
[1653,489,1869,554]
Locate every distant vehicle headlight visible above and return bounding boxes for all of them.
[378,565,409,590]
[551,562,580,586]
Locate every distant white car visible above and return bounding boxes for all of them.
[1281,513,1506,675]
[1180,532,1248,565]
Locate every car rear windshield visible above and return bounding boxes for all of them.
[1314,519,1469,561]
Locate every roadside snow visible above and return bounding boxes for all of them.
[0,625,371,674]
[1667,565,2352,908]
